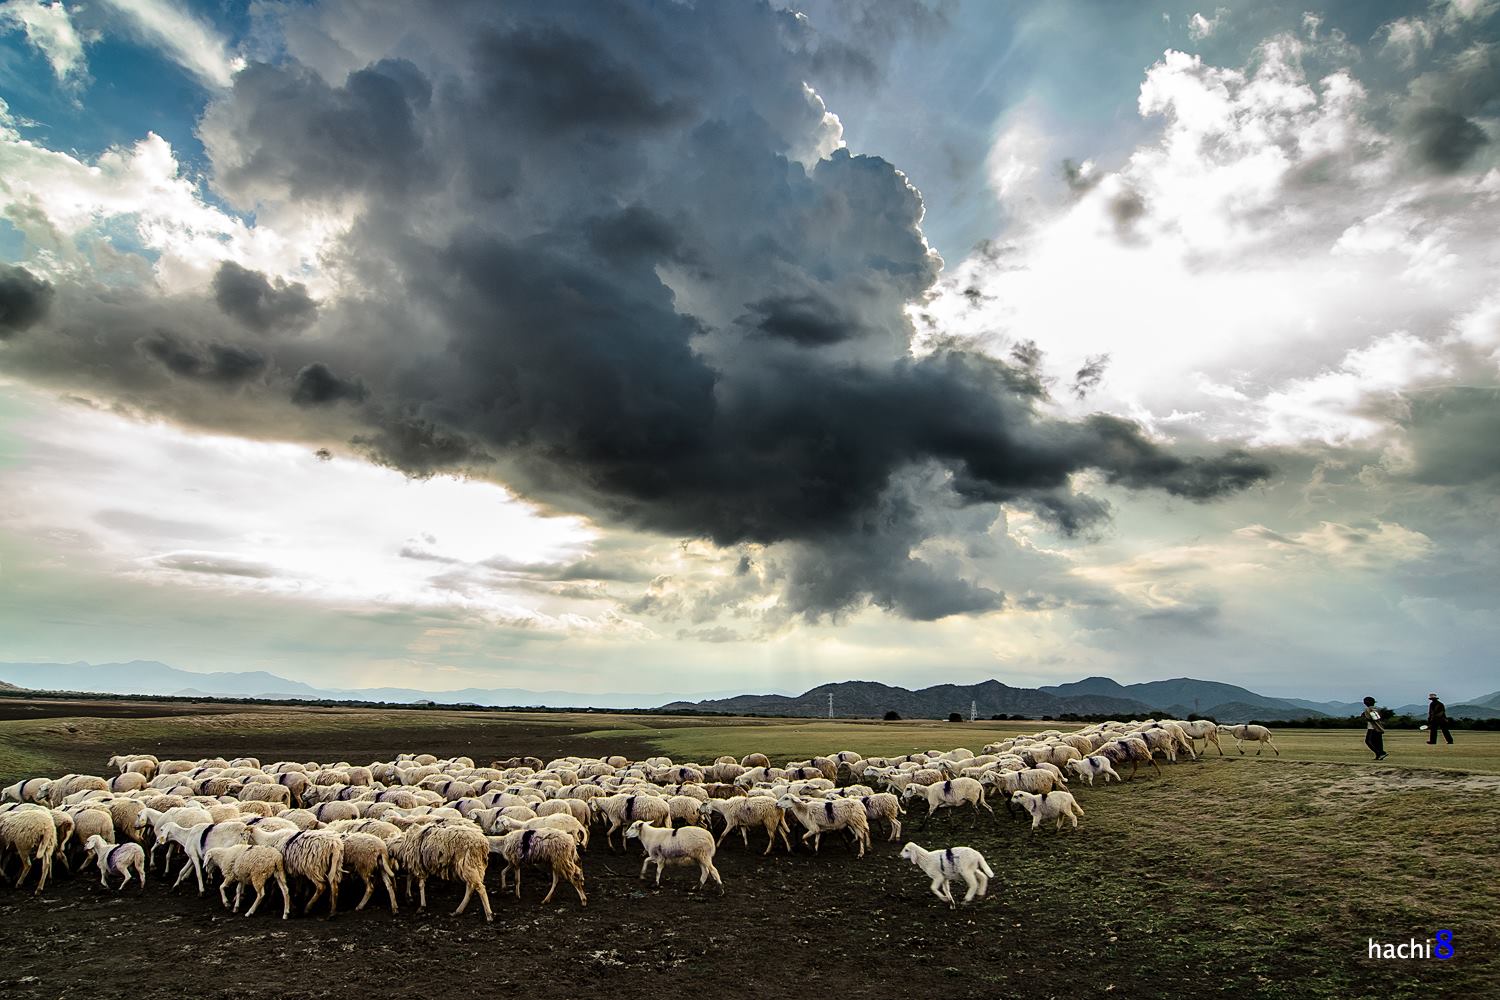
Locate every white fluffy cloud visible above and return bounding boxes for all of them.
[99,0,242,88]
[0,0,86,85]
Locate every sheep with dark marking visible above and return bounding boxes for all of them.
[83,834,146,889]
[1096,738,1163,779]
[592,793,671,850]
[699,797,790,855]
[267,829,344,918]
[1064,755,1121,787]
[859,792,904,841]
[161,820,253,893]
[899,842,992,908]
[1010,790,1085,834]
[488,828,587,906]
[775,795,870,857]
[902,777,992,823]
[624,820,722,894]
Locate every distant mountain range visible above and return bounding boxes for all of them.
[662,676,1500,723]
[2,661,1496,722]
[0,661,681,710]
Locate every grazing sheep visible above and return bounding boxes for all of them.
[338,831,399,913]
[624,820,722,894]
[238,783,292,806]
[898,842,993,908]
[903,778,992,822]
[389,823,492,921]
[1009,790,1085,834]
[108,773,149,794]
[534,798,592,825]
[1064,755,1122,787]
[47,774,109,807]
[699,797,791,855]
[739,753,771,769]
[488,828,588,906]
[0,808,57,893]
[1219,724,1279,756]
[82,834,146,889]
[775,795,870,857]
[494,813,589,850]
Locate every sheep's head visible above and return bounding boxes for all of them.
[623,820,646,842]
[898,842,920,863]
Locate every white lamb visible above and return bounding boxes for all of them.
[624,820,723,893]
[1218,723,1279,756]
[82,834,146,889]
[898,842,993,909]
[1064,755,1121,787]
[1009,790,1085,834]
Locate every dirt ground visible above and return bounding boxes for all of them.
[1,705,1494,999]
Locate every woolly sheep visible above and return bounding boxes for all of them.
[209,844,291,918]
[0,808,57,893]
[338,831,399,913]
[592,793,672,849]
[488,828,587,906]
[1009,790,1085,834]
[775,795,870,857]
[268,829,345,918]
[494,813,589,849]
[389,823,492,921]
[699,797,791,855]
[898,842,993,909]
[624,820,722,894]
[858,792,904,842]
[1178,719,1224,756]
[160,820,253,893]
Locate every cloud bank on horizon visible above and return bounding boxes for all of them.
[0,0,1496,704]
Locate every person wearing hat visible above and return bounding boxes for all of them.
[1426,693,1454,746]
[1362,696,1388,761]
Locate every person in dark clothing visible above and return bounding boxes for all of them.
[1362,696,1387,761]
[1426,693,1454,745]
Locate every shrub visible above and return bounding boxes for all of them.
[883,710,901,721]
[947,712,964,723]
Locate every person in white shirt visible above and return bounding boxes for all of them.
[1362,696,1388,761]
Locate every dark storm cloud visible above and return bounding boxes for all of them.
[0,264,54,337]
[202,58,433,206]
[213,262,318,332]
[291,362,368,406]
[1404,106,1489,173]
[476,25,694,135]
[1071,354,1110,399]
[8,0,1273,621]
[739,292,866,345]
[140,332,266,385]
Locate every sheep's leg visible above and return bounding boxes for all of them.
[100,864,111,888]
[382,870,399,914]
[194,856,207,895]
[974,870,989,897]
[171,858,194,890]
[234,882,246,913]
[571,868,588,907]
[304,881,325,916]
[16,857,32,890]
[709,862,723,895]
[219,879,231,908]
[1255,740,1263,756]
[513,867,523,899]
[357,875,375,911]
[962,870,980,903]
[1149,757,1163,778]
[890,817,902,841]
[1271,739,1279,757]
[475,879,493,923]
[417,876,428,911]
[654,859,664,886]
[454,881,474,915]
[542,869,559,904]
[278,873,292,920]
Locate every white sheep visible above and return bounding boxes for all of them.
[775,795,870,857]
[160,820,253,893]
[902,777,992,822]
[82,834,146,889]
[1063,755,1121,787]
[898,842,993,908]
[1218,723,1279,756]
[0,808,57,893]
[338,831,399,913]
[268,828,345,918]
[1178,719,1224,756]
[1009,790,1085,834]
[699,797,791,855]
[207,844,291,918]
[624,820,723,893]
[592,793,671,850]
[858,792,904,842]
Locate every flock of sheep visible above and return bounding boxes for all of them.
[0,716,1260,915]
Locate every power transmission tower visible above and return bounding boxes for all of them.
[970,699,977,723]
[828,692,834,719]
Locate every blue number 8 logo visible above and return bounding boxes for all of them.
[1435,929,1454,960]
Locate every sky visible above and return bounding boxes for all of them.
[1,0,1498,706]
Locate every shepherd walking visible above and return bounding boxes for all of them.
[1426,693,1455,746]
[1362,696,1388,761]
